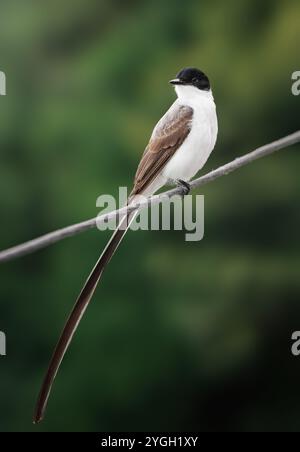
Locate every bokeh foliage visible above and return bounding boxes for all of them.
[0,0,299,432]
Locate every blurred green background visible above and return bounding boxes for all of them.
[0,0,300,432]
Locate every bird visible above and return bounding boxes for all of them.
[33,67,218,423]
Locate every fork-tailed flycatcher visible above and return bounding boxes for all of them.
[34,67,218,423]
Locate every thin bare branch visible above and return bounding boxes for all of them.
[0,130,299,263]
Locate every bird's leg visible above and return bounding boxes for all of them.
[176,179,191,196]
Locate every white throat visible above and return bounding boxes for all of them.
[175,84,214,107]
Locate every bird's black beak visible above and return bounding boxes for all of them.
[169,78,184,85]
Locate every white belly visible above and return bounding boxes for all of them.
[162,93,218,182]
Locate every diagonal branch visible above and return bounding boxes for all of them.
[0,130,299,263]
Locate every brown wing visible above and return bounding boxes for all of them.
[131,104,193,195]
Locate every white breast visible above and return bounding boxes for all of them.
[162,86,218,182]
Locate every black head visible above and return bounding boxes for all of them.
[170,67,210,91]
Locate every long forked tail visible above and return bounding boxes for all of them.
[33,208,138,424]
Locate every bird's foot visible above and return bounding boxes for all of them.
[176,179,191,196]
